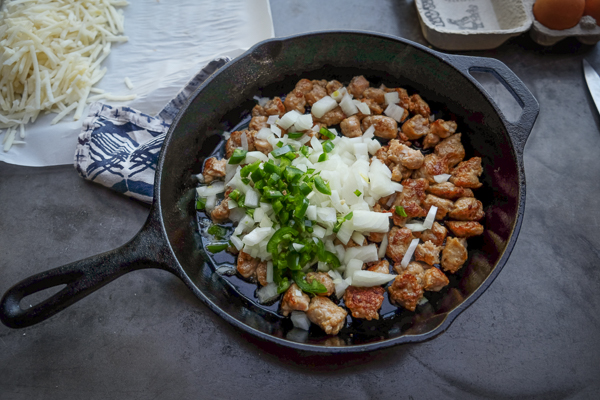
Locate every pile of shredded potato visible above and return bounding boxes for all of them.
[0,0,130,151]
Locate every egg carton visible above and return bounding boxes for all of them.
[415,0,600,50]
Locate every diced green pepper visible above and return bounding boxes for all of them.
[250,168,265,183]
[196,197,207,210]
[319,127,336,140]
[267,227,298,255]
[276,277,291,294]
[228,148,247,164]
[207,225,228,238]
[314,176,331,195]
[293,271,327,294]
[241,160,261,177]
[294,197,309,219]
[322,140,334,153]
[299,182,312,196]
[228,189,241,202]
[283,166,303,183]
[395,205,407,217]
[263,160,281,175]
[206,242,229,253]
[300,145,310,158]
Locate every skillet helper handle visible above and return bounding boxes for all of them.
[0,218,175,329]
[443,54,539,154]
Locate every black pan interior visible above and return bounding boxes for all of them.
[156,32,522,349]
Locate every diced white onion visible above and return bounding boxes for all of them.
[254,96,270,107]
[316,207,337,224]
[334,245,346,263]
[234,215,255,235]
[291,311,311,330]
[257,282,279,304]
[205,195,217,211]
[292,243,305,252]
[311,96,337,118]
[278,110,301,130]
[363,125,375,139]
[353,100,371,115]
[378,233,388,258]
[367,138,382,155]
[390,182,404,193]
[331,87,347,102]
[351,232,365,246]
[369,158,395,199]
[328,269,343,281]
[241,132,250,151]
[335,279,350,298]
[352,271,396,287]
[352,210,391,233]
[311,225,326,238]
[344,258,363,279]
[227,200,238,210]
[242,227,273,247]
[340,94,358,116]
[335,219,354,245]
[271,124,282,137]
[343,244,379,265]
[306,205,317,221]
[245,151,269,163]
[267,115,279,125]
[244,188,260,208]
[310,136,323,152]
[266,261,274,283]
[253,208,265,223]
[401,238,420,268]
[423,206,438,230]
[384,103,406,123]
[196,182,225,197]
[259,215,273,228]
[433,174,452,183]
[230,235,244,251]
[385,194,397,208]
[404,223,427,232]
[256,127,272,140]
[228,208,246,223]
[384,91,400,106]
[293,114,313,131]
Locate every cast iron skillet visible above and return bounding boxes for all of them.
[0,31,538,352]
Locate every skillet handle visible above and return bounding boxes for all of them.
[442,54,539,154]
[0,217,177,329]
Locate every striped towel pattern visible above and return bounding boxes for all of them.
[74,57,229,203]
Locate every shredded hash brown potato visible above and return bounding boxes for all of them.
[0,0,130,151]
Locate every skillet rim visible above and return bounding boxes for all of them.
[154,30,528,353]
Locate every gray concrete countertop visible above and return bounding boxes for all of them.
[1,1,600,399]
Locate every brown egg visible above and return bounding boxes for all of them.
[533,0,585,30]
[585,0,600,24]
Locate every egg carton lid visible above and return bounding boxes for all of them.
[416,0,600,50]
[415,0,532,51]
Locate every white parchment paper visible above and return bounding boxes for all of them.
[0,0,274,167]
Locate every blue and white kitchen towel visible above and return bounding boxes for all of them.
[74,57,230,204]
